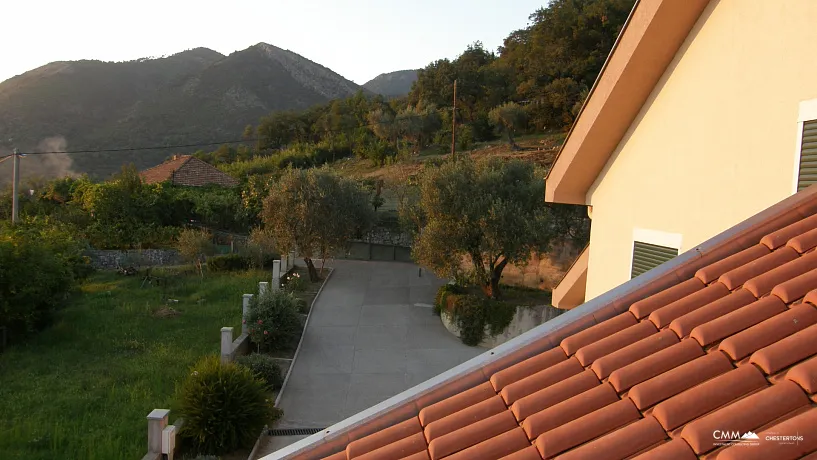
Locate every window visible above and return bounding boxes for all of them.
[795,99,817,193]
[631,242,679,278]
[630,228,682,279]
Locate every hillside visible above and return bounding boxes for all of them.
[0,44,366,180]
[363,70,418,97]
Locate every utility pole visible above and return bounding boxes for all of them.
[451,79,457,160]
[11,148,20,224]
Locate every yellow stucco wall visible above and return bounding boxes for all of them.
[584,0,817,300]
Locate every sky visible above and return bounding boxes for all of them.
[1,0,546,85]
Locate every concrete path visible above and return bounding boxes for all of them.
[257,260,483,456]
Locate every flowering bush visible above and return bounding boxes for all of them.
[235,354,284,391]
[245,290,302,352]
[282,271,308,293]
[176,355,275,454]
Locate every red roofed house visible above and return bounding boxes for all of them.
[139,155,239,187]
[262,1,817,459]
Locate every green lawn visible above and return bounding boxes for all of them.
[0,269,270,460]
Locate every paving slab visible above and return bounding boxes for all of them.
[257,260,483,458]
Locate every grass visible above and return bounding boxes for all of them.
[0,268,271,460]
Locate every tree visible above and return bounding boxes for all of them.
[489,102,527,149]
[177,228,215,277]
[409,157,554,299]
[262,169,375,281]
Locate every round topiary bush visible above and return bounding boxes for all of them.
[235,354,284,391]
[176,355,275,455]
[246,290,303,352]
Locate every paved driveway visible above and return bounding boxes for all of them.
[258,260,483,455]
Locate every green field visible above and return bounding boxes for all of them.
[0,269,269,460]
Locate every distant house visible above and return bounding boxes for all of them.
[139,155,239,187]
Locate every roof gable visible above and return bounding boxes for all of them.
[265,185,817,459]
[139,155,239,187]
[545,0,711,205]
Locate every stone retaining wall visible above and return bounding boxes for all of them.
[85,249,184,270]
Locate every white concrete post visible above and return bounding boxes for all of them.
[272,260,281,291]
[289,251,296,270]
[281,253,288,274]
[220,327,233,363]
[162,425,177,460]
[259,281,268,297]
[147,409,170,454]
[242,294,253,335]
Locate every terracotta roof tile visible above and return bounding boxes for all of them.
[534,399,640,458]
[418,382,494,427]
[695,244,771,284]
[322,452,347,460]
[629,278,705,319]
[761,213,817,250]
[718,303,817,361]
[648,282,731,329]
[553,416,667,460]
[427,411,516,460]
[574,321,657,367]
[651,365,768,431]
[744,250,817,297]
[500,356,583,405]
[510,369,599,422]
[139,155,239,187]
[631,439,697,460]
[626,351,733,410]
[442,427,530,460]
[521,383,619,440]
[690,295,787,347]
[490,347,568,392]
[669,288,756,338]
[679,381,810,455]
[716,406,817,460]
[786,355,817,393]
[590,329,678,380]
[498,445,541,460]
[559,312,637,356]
[750,322,817,375]
[718,246,799,290]
[772,268,817,303]
[354,431,426,460]
[347,417,422,458]
[787,226,817,253]
[290,208,817,460]
[608,339,704,393]
[423,395,506,442]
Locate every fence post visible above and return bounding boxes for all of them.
[242,294,253,335]
[259,282,268,297]
[289,251,296,270]
[281,253,288,273]
[272,260,281,291]
[147,409,170,454]
[220,327,234,363]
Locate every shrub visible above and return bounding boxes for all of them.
[246,290,303,352]
[433,283,465,316]
[176,356,275,455]
[447,294,516,346]
[282,271,307,293]
[235,354,284,391]
[207,254,250,272]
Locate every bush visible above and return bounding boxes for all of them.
[282,271,307,293]
[433,283,465,316]
[207,254,250,272]
[176,356,275,455]
[447,294,516,346]
[246,290,303,352]
[0,222,91,342]
[235,354,284,391]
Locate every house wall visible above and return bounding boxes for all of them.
[584,0,817,300]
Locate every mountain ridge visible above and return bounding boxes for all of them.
[363,69,418,97]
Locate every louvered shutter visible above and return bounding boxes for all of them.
[631,241,678,279]
[798,120,817,192]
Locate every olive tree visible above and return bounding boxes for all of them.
[488,102,526,149]
[262,168,375,281]
[409,157,554,299]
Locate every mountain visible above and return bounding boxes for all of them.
[0,43,366,180]
[363,70,418,98]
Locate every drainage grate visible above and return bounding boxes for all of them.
[268,428,326,436]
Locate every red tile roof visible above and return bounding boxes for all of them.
[139,155,239,187]
[279,189,817,460]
